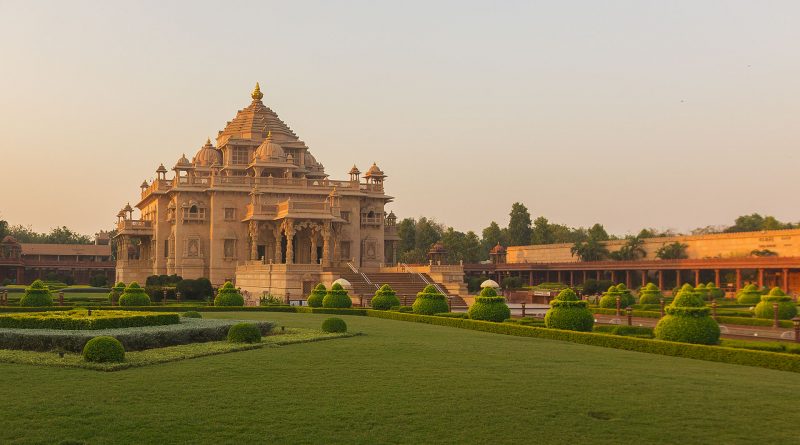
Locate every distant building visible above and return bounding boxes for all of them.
[466,228,800,293]
[0,235,114,285]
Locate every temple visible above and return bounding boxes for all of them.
[114,84,464,299]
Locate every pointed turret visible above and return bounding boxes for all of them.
[251,82,263,101]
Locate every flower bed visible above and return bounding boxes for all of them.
[0,310,180,330]
[0,318,274,352]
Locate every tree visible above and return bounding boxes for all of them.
[724,213,795,233]
[481,221,507,253]
[507,202,532,246]
[0,219,8,239]
[655,242,688,260]
[609,236,646,261]
[531,216,554,245]
[570,238,609,262]
[396,218,416,254]
[587,223,610,241]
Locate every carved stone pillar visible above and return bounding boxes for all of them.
[249,221,258,260]
[310,230,319,264]
[273,223,282,263]
[322,223,331,267]
[284,219,295,265]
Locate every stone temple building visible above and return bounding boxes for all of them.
[115,84,466,299]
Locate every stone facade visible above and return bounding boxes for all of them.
[115,84,401,296]
[506,229,800,264]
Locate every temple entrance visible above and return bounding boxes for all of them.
[316,246,323,264]
[257,245,266,261]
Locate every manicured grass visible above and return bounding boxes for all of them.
[0,312,798,444]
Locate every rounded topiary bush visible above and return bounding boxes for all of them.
[117,282,151,306]
[694,283,710,302]
[227,323,262,343]
[638,283,663,305]
[181,311,202,318]
[468,286,511,322]
[321,317,348,333]
[615,284,636,307]
[412,285,449,315]
[544,288,594,332]
[214,281,244,306]
[754,287,798,320]
[82,336,125,363]
[706,282,725,300]
[599,285,634,308]
[108,281,126,305]
[654,288,720,345]
[307,283,326,308]
[19,279,53,307]
[737,284,762,305]
[371,284,400,310]
[323,283,352,308]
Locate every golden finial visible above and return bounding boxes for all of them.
[266,130,271,139]
[206,137,211,145]
[251,82,264,100]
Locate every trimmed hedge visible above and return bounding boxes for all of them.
[412,285,449,315]
[371,284,400,311]
[638,283,663,305]
[227,323,262,343]
[307,283,326,308]
[467,287,510,322]
[82,336,125,363]
[0,310,180,330]
[214,282,244,307]
[321,317,348,333]
[753,287,798,320]
[365,311,800,373]
[544,288,593,332]
[108,282,126,305]
[655,288,720,345]
[323,283,352,308]
[19,280,53,307]
[118,283,151,307]
[737,284,762,305]
[181,311,202,319]
[598,285,635,309]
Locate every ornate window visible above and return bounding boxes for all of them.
[231,147,249,165]
[182,202,207,222]
[340,211,351,222]
[185,237,201,258]
[224,239,237,259]
[224,208,236,221]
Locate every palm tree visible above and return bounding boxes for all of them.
[655,242,688,260]
[570,238,609,262]
[610,236,647,261]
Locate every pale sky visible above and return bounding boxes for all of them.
[1,1,798,237]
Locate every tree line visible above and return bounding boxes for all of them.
[0,219,94,244]
[395,203,798,264]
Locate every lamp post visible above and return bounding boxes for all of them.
[626,306,632,326]
[659,298,665,318]
[163,289,168,305]
[615,296,621,316]
[792,317,800,343]
[58,292,64,307]
[711,301,717,320]
[176,291,181,304]
[773,302,780,328]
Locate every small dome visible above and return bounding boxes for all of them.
[123,203,133,212]
[332,278,352,289]
[193,138,222,167]
[140,180,149,188]
[490,243,506,254]
[349,165,361,175]
[429,241,446,254]
[254,132,285,161]
[364,162,384,177]
[156,164,168,174]
[481,279,500,289]
[175,153,191,168]
[1,235,19,244]
[304,151,321,169]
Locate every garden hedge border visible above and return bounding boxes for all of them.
[592,308,794,328]
[365,311,800,373]
[0,311,179,330]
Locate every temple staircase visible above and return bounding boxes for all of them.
[337,264,466,307]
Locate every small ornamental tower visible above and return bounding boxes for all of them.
[155,164,168,180]
[349,165,361,182]
[427,241,448,265]
[364,163,386,186]
[489,243,507,264]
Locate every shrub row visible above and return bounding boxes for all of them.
[365,311,800,373]
[0,310,180,330]
[0,319,274,353]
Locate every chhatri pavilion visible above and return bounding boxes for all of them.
[114,84,430,298]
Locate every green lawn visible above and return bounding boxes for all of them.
[1,312,798,444]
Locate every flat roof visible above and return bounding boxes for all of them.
[20,244,112,256]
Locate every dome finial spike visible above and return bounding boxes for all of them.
[206,137,211,145]
[267,130,271,139]
[251,82,264,100]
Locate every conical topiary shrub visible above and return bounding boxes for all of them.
[371,284,400,310]
[118,282,151,306]
[307,283,326,308]
[754,287,798,320]
[615,284,636,307]
[412,285,449,315]
[544,288,594,332]
[694,283,710,302]
[19,279,53,307]
[706,282,725,300]
[654,288,720,344]
[737,284,762,305]
[638,283,663,305]
[323,282,352,308]
[108,282,125,305]
[468,286,510,322]
[214,281,244,306]
[598,285,621,308]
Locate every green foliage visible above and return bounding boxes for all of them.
[88,273,109,288]
[753,287,798,320]
[725,213,795,233]
[609,236,646,261]
[736,284,762,305]
[323,283,352,308]
[412,285,449,315]
[321,317,348,333]
[706,282,725,299]
[227,323,262,343]
[214,282,244,307]
[118,283,151,307]
[307,283,327,308]
[593,325,654,338]
[638,283,663,305]
[507,202,533,246]
[108,282,125,305]
[655,289,720,345]
[371,284,400,310]
[434,312,469,319]
[19,280,53,307]
[0,310,179,330]
[468,286,510,322]
[655,242,688,260]
[544,288,594,332]
[580,279,614,296]
[598,285,635,308]
[500,276,522,290]
[175,278,214,300]
[181,311,202,319]
[570,237,609,262]
[82,336,125,363]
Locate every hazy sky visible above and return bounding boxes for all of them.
[1,1,798,238]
